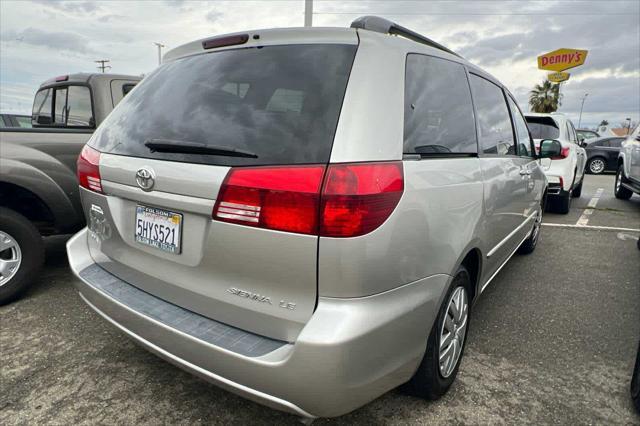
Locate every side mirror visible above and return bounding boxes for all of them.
[538,139,562,159]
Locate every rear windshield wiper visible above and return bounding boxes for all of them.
[144,139,258,158]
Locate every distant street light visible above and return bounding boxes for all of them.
[153,42,165,65]
[578,93,589,128]
[626,117,632,134]
[95,59,111,73]
[304,0,313,27]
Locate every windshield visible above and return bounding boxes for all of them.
[90,44,356,166]
[525,116,560,140]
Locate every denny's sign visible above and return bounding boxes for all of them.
[537,48,588,72]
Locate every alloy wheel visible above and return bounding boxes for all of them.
[589,159,605,174]
[0,231,22,286]
[439,286,468,378]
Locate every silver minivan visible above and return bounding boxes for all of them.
[67,16,555,419]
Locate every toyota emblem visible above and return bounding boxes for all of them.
[135,167,155,191]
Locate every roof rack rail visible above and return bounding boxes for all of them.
[350,15,462,58]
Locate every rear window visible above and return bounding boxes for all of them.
[525,116,560,140]
[90,44,357,166]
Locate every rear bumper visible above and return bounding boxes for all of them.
[67,228,449,418]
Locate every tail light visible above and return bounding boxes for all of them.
[551,146,570,160]
[213,162,404,238]
[77,145,103,193]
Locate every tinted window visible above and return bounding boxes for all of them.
[469,74,515,155]
[525,116,560,140]
[508,97,533,157]
[404,55,477,155]
[54,87,68,124]
[122,83,136,96]
[32,88,52,125]
[91,44,356,167]
[66,86,94,127]
[609,138,624,148]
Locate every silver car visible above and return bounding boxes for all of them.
[67,16,554,419]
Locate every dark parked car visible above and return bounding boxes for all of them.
[584,136,625,174]
[1,113,32,128]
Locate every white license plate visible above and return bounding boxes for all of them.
[135,205,182,254]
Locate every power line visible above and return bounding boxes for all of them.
[313,12,638,15]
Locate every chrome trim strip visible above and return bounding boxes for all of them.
[77,292,316,419]
[480,231,530,294]
[486,211,537,258]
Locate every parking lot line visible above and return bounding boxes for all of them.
[542,223,640,232]
[575,187,604,227]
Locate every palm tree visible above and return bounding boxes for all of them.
[529,79,562,113]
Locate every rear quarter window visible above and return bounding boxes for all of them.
[403,54,477,155]
[525,116,560,140]
[90,44,357,166]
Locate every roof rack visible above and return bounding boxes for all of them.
[350,16,462,58]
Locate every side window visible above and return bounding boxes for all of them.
[468,74,515,155]
[122,83,136,96]
[54,87,68,124]
[600,139,611,147]
[404,55,477,155]
[609,138,624,148]
[507,96,533,157]
[32,88,53,125]
[66,86,94,127]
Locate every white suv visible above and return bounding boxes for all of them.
[525,113,587,213]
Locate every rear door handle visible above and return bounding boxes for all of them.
[519,169,531,176]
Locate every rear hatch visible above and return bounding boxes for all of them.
[526,116,560,171]
[82,40,357,342]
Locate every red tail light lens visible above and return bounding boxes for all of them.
[213,165,325,234]
[551,146,570,160]
[320,162,403,237]
[77,145,102,193]
[213,162,404,237]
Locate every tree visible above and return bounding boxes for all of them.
[529,79,562,113]
[599,120,609,126]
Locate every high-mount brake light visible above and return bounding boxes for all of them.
[55,75,69,82]
[213,162,404,238]
[77,145,103,193]
[202,34,249,50]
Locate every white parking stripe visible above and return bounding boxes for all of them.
[542,223,640,232]
[575,187,604,227]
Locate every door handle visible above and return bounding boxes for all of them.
[519,169,531,176]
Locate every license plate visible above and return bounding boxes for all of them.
[135,205,182,254]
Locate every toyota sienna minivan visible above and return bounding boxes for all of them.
[67,16,557,419]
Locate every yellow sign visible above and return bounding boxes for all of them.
[537,48,588,72]
[548,71,570,83]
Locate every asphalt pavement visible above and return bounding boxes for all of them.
[1,173,639,425]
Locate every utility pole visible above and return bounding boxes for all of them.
[626,118,632,134]
[578,93,588,128]
[95,59,111,73]
[153,42,165,65]
[304,0,312,27]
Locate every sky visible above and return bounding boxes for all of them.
[0,0,638,129]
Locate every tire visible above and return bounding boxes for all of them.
[404,266,471,400]
[614,164,633,200]
[631,341,640,414]
[0,208,44,304]
[555,190,572,214]
[587,157,606,175]
[572,178,583,198]
[519,200,543,254]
